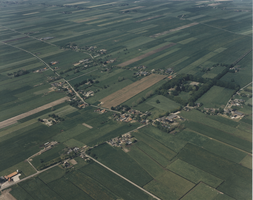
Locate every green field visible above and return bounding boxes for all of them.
[90,143,153,187]
[181,182,235,200]
[167,159,223,188]
[144,170,195,200]
[197,86,234,108]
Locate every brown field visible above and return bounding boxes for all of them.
[118,43,176,67]
[150,22,199,38]
[100,74,166,108]
[0,97,69,129]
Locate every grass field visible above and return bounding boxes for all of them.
[181,182,235,200]
[167,159,223,188]
[144,170,195,200]
[80,162,151,199]
[178,144,252,200]
[138,126,187,152]
[90,143,153,187]
[197,86,234,108]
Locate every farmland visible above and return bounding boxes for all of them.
[0,0,251,199]
[100,74,166,108]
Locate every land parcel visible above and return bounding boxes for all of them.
[100,74,166,108]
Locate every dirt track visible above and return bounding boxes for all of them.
[100,74,166,108]
[0,97,69,129]
[118,43,176,67]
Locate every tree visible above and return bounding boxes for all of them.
[156,99,160,104]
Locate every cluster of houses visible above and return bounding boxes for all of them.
[224,108,244,119]
[73,59,89,67]
[154,113,183,126]
[107,133,136,147]
[34,67,48,73]
[114,113,133,122]
[134,71,149,76]
[229,98,245,107]
[94,108,107,114]
[78,90,94,98]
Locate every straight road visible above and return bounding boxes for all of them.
[85,154,161,200]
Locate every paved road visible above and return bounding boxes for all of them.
[85,154,161,200]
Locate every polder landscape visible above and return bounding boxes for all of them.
[0,0,252,199]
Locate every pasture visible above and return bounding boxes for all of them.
[197,86,234,108]
[144,170,195,200]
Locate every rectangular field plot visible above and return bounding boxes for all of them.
[175,129,247,163]
[99,74,166,108]
[197,86,234,108]
[48,178,93,200]
[80,163,151,199]
[167,159,223,187]
[127,145,165,178]
[181,182,235,200]
[178,144,252,200]
[65,170,117,200]
[90,143,153,187]
[138,126,187,152]
[18,178,62,200]
[144,170,195,200]
[133,131,177,160]
[135,141,171,167]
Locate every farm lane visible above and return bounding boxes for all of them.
[85,154,161,200]
[0,97,70,129]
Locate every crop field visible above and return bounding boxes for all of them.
[144,170,195,200]
[167,159,223,188]
[197,86,234,108]
[175,129,248,163]
[181,182,234,200]
[80,163,151,199]
[178,144,252,200]
[180,109,252,143]
[90,143,153,187]
[100,74,166,108]
[138,126,187,153]
[0,0,251,199]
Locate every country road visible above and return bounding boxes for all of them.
[85,154,161,200]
